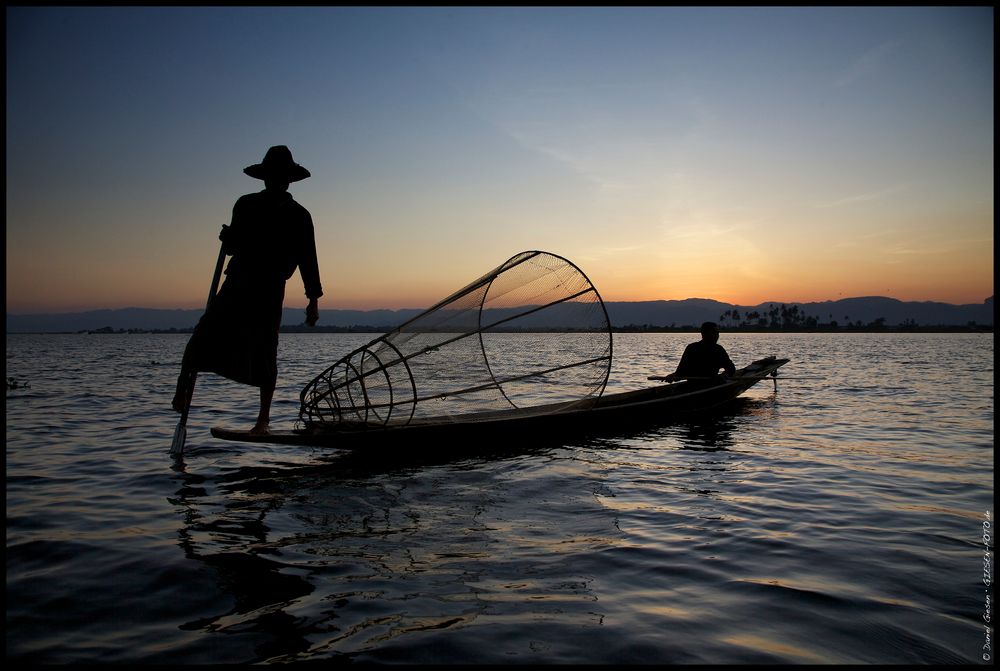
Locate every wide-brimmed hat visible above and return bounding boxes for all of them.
[244,145,311,182]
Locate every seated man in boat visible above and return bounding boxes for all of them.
[662,321,736,382]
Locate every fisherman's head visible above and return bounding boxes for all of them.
[263,177,291,193]
[700,321,720,343]
[244,145,310,193]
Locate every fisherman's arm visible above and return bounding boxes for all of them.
[662,344,696,381]
[298,211,323,326]
[720,346,736,376]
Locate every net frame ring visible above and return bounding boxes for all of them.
[475,251,614,408]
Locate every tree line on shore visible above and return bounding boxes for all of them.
[618,303,990,332]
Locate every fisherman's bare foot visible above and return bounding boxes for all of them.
[249,421,270,435]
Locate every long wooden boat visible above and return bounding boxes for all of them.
[211,356,789,449]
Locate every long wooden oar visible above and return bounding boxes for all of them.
[170,243,227,456]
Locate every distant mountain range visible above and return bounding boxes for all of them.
[6,296,993,332]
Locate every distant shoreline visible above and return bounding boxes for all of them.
[7,296,992,334]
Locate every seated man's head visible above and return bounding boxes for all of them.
[700,321,720,343]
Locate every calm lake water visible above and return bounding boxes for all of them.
[5,332,994,664]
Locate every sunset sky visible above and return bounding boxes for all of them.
[6,6,994,313]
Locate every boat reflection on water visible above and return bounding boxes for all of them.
[668,394,780,452]
[166,389,780,663]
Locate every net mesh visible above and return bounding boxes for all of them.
[299,251,613,428]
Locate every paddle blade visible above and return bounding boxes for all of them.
[170,421,186,456]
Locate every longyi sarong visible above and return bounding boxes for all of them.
[182,278,285,388]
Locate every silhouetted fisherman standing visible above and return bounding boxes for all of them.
[172,146,323,434]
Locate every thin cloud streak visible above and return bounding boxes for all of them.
[816,184,911,209]
[832,40,903,88]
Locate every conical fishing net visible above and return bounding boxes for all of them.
[299,251,613,429]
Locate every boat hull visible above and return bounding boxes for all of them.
[211,357,789,449]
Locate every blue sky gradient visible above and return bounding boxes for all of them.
[6,7,993,312]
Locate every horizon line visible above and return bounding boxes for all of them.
[6,293,994,316]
